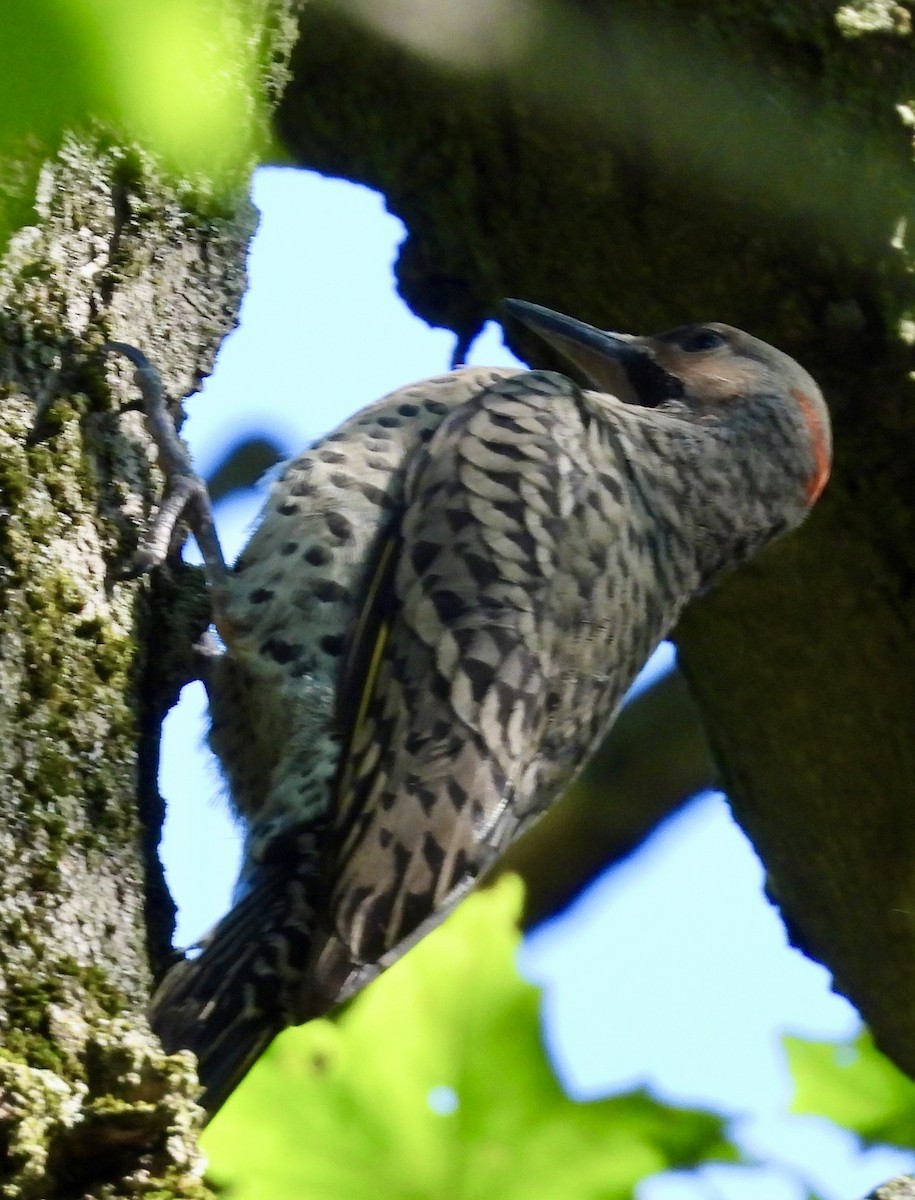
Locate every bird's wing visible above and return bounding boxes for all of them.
[303,370,593,1011]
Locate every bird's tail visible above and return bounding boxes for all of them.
[149,869,315,1118]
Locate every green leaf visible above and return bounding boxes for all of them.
[786,1029,915,1149]
[203,877,738,1200]
[0,0,267,181]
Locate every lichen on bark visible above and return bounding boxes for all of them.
[0,132,255,1194]
[0,0,301,1183]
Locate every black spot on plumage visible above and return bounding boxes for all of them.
[359,481,393,508]
[432,589,467,622]
[446,779,467,811]
[278,501,299,516]
[489,470,523,495]
[445,733,466,758]
[404,732,428,756]
[481,437,528,462]
[379,828,392,848]
[411,540,438,574]
[392,841,411,874]
[488,626,517,658]
[319,450,346,464]
[313,580,349,603]
[377,415,401,428]
[281,541,298,556]
[625,524,642,553]
[320,634,344,656]
[325,512,353,541]
[589,542,609,571]
[448,849,470,890]
[446,506,475,534]
[250,588,274,604]
[638,427,664,457]
[495,680,520,726]
[500,500,528,528]
[418,427,435,443]
[598,471,624,502]
[414,784,437,815]
[290,479,316,497]
[463,657,495,704]
[398,402,420,417]
[506,527,537,558]
[262,638,300,664]
[330,471,351,488]
[422,833,445,873]
[488,411,529,435]
[429,671,451,701]
[368,455,391,471]
[305,544,332,567]
[400,890,432,934]
[452,626,477,656]
[424,399,449,415]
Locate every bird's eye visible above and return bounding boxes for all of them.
[680,329,727,353]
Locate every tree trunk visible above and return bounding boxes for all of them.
[0,2,297,1188]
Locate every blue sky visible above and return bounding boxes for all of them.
[158,167,911,1199]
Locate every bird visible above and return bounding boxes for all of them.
[108,299,831,1117]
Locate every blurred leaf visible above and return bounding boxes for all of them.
[77,0,267,177]
[204,877,738,1199]
[0,0,268,246]
[787,1030,915,1149]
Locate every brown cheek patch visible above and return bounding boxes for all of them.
[791,387,830,504]
[653,348,758,403]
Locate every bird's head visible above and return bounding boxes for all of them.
[503,298,831,507]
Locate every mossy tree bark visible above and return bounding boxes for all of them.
[276,0,915,1085]
[0,5,297,1193]
[0,136,246,1200]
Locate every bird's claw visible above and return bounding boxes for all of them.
[104,341,228,588]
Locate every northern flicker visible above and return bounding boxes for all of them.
[109,300,831,1117]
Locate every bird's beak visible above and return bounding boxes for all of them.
[502,299,679,408]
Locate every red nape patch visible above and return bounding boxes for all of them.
[791,387,830,504]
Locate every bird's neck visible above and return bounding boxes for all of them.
[613,397,812,590]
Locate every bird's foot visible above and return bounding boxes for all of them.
[104,342,228,592]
